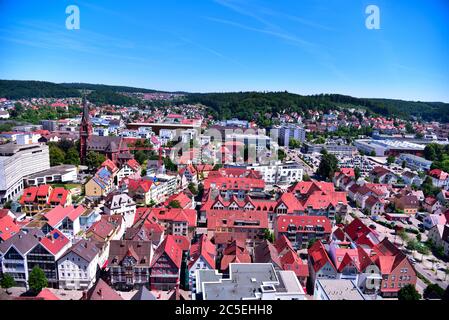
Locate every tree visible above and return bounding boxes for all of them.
[0,274,16,292]
[263,229,275,243]
[398,284,421,300]
[49,144,65,166]
[188,183,198,195]
[387,155,395,165]
[354,167,361,180]
[85,151,106,169]
[317,152,339,181]
[277,149,287,162]
[423,284,445,300]
[289,138,301,149]
[65,147,80,165]
[28,266,48,294]
[168,200,181,208]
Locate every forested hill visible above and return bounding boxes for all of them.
[184,92,449,123]
[1,80,448,122]
[0,80,81,99]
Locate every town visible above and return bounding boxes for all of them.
[0,86,448,301]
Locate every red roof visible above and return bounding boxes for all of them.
[188,234,216,269]
[101,159,119,173]
[148,208,197,227]
[48,187,70,206]
[164,192,192,209]
[36,288,60,300]
[128,178,153,193]
[171,235,191,251]
[207,210,268,230]
[40,229,70,255]
[37,185,52,197]
[126,159,141,171]
[20,186,39,204]
[220,240,251,271]
[289,180,335,195]
[151,235,183,269]
[0,215,20,241]
[308,241,336,273]
[429,169,449,180]
[44,205,85,228]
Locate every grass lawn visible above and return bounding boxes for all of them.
[51,183,82,190]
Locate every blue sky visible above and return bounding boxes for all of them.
[0,0,448,101]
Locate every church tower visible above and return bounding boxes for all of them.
[79,96,92,165]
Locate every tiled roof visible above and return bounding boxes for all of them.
[39,229,70,256]
[43,205,85,228]
[151,235,183,269]
[188,234,216,269]
[0,215,20,241]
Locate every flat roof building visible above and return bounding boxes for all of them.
[194,263,305,300]
[314,279,366,300]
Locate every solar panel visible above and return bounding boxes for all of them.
[54,232,60,239]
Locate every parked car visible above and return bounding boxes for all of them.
[369,224,377,230]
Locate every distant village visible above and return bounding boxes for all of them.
[0,93,448,301]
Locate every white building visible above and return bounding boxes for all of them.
[248,161,303,185]
[103,193,136,229]
[397,154,432,172]
[0,142,50,203]
[57,239,100,290]
[194,263,305,300]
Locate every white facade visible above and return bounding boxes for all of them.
[57,250,99,290]
[103,194,136,228]
[248,161,303,185]
[0,142,50,203]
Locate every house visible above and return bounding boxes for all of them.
[393,194,420,215]
[0,213,20,242]
[127,178,154,205]
[307,241,338,290]
[179,165,198,184]
[369,167,397,184]
[19,185,72,215]
[27,229,71,288]
[219,240,251,272]
[103,193,136,228]
[0,230,44,288]
[370,238,417,297]
[203,168,265,200]
[427,224,449,257]
[402,171,423,187]
[42,205,85,240]
[207,210,268,245]
[255,236,309,287]
[84,278,123,300]
[423,213,447,230]
[437,190,449,206]
[143,207,197,238]
[344,218,380,248]
[188,234,216,291]
[57,239,100,290]
[423,197,443,214]
[85,215,125,268]
[150,235,183,290]
[108,240,153,290]
[274,215,332,250]
[117,159,142,182]
[85,166,116,198]
[428,169,449,189]
[364,196,385,217]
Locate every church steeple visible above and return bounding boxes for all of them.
[79,96,92,165]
